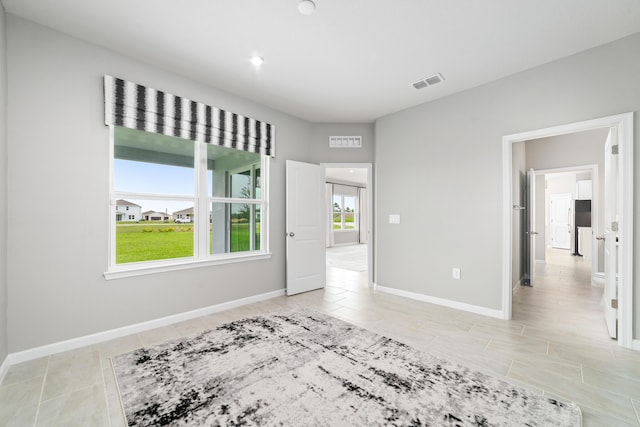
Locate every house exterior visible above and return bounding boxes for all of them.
[115,199,142,222]
[142,210,171,222]
[173,207,194,223]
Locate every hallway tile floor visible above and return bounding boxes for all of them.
[1,249,638,426]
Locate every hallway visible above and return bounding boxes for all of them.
[513,247,609,343]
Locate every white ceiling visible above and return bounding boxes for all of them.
[3,0,640,123]
[325,167,368,186]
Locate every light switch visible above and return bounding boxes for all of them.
[389,214,401,224]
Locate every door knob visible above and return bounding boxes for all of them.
[596,236,605,241]
[288,232,295,237]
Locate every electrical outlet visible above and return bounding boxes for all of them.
[452,268,461,280]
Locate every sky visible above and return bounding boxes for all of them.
[114,159,252,215]
[114,159,199,213]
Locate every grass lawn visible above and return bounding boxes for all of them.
[116,223,194,263]
[116,222,259,263]
[227,223,260,252]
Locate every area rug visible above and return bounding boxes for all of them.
[112,309,581,426]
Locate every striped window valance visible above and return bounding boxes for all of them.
[104,75,275,156]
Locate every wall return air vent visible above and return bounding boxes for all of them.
[329,136,362,148]
[412,73,445,90]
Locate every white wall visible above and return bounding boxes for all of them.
[4,15,373,353]
[0,5,8,365]
[374,33,640,338]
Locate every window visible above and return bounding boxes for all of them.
[109,126,269,274]
[332,194,358,231]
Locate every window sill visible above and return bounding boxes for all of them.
[104,252,272,280]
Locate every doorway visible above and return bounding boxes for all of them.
[549,192,572,250]
[322,163,373,287]
[502,112,634,349]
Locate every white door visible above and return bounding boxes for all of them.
[527,169,538,286]
[286,160,326,296]
[550,193,572,250]
[603,128,618,339]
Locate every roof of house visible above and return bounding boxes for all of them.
[173,207,194,215]
[116,199,141,207]
[142,210,169,216]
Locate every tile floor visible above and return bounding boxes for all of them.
[326,244,368,272]
[1,248,639,426]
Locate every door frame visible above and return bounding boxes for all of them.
[535,165,599,274]
[321,162,374,287]
[501,112,634,349]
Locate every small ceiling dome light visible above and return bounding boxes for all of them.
[250,55,264,66]
[298,0,316,15]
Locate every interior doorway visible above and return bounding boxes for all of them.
[549,192,572,250]
[502,112,634,349]
[323,163,373,286]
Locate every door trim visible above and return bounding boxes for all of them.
[501,112,634,349]
[321,163,374,287]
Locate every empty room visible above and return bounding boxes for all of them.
[0,1,639,426]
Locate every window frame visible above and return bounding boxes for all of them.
[105,126,270,280]
[224,162,262,252]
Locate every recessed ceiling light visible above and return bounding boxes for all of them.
[250,55,264,67]
[298,0,316,15]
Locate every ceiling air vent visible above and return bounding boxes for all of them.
[329,136,362,148]
[412,73,445,90]
[412,80,428,90]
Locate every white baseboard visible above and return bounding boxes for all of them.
[7,289,285,366]
[512,279,522,294]
[0,353,10,384]
[633,340,640,351]
[375,285,504,319]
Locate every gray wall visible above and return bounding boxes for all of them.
[309,123,375,164]
[0,5,8,365]
[375,33,640,339]
[4,15,373,352]
[526,128,608,264]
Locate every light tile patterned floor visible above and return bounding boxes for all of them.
[1,248,638,426]
[326,244,368,271]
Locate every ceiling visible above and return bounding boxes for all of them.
[3,0,640,123]
[325,167,368,186]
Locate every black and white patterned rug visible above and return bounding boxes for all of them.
[112,309,581,426]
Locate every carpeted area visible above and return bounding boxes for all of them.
[112,309,581,426]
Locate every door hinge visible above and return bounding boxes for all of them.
[611,144,619,155]
[611,299,618,309]
[611,221,619,232]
